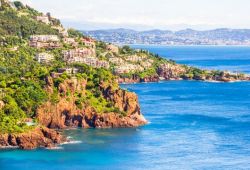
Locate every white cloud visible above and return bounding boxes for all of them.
[18,0,250,30]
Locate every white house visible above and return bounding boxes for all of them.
[35,53,54,63]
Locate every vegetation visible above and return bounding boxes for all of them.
[0,1,246,134]
[0,2,120,133]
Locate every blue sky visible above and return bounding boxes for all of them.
[20,0,250,31]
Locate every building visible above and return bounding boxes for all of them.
[36,15,50,25]
[63,48,96,63]
[114,64,144,74]
[108,57,124,65]
[29,35,61,49]
[80,37,95,48]
[30,35,59,42]
[63,38,78,47]
[106,44,119,53]
[58,68,79,75]
[125,55,147,62]
[63,48,109,68]
[35,53,54,63]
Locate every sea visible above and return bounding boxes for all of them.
[1,46,250,170]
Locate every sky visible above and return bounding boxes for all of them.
[19,0,250,31]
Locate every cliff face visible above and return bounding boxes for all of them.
[36,77,147,129]
[0,127,65,149]
[118,75,159,84]
[157,64,186,80]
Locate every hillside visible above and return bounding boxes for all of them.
[0,0,147,149]
[83,28,250,45]
[0,0,249,149]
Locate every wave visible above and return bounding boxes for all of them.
[60,140,82,145]
[45,146,64,150]
[0,146,19,149]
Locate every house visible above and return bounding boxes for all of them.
[58,68,79,75]
[125,55,147,62]
[63,48,96,63]
[30,35,59,42]
[108,57,124,65]
[114,64,144,74]
[106,44,119,53]
[80,37,95,48]
[63,38,78,46]
[35,53,54,63]
[81,57,110,69]
[29,35,61,49]
[36,15,50,25]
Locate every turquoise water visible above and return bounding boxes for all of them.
[132,45,250,74]
[1,46,250,170]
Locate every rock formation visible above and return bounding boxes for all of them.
[36,77,147,129]
[0,127,65,149]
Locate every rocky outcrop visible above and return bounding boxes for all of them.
[0,127,65,149]
[36,77,147,129]
[118,75,159,83]
[157,63,186,80]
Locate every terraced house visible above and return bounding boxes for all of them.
[63,37,78,47]
[29,35,61,49]
[63,48,96,63]
[80,37,96,48]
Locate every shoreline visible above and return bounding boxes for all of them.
[119,78,250,85]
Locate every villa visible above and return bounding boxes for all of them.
[125,55,147,62]
[58,68,79,75]
[35,53,54,63]
[62,48,109,68]
[63,48,96,63]
[80,37,96,48]
[83,57,109,68]
[108,57,124,65]
[29,35,61,49]
[63,37,78,46]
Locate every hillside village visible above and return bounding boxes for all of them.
[21,11,163,79]
[1,0,249,84]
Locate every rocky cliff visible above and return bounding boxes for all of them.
[118,75,160,84]
[0,126,65,149]
[36,77,147,129]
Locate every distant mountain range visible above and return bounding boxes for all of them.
[82,28,250,45]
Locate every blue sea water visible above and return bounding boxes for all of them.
[131,45,250,74]
[1,46,250,170]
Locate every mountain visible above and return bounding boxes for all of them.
[82,28,250,45]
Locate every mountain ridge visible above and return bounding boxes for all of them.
[83,28,250,45]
